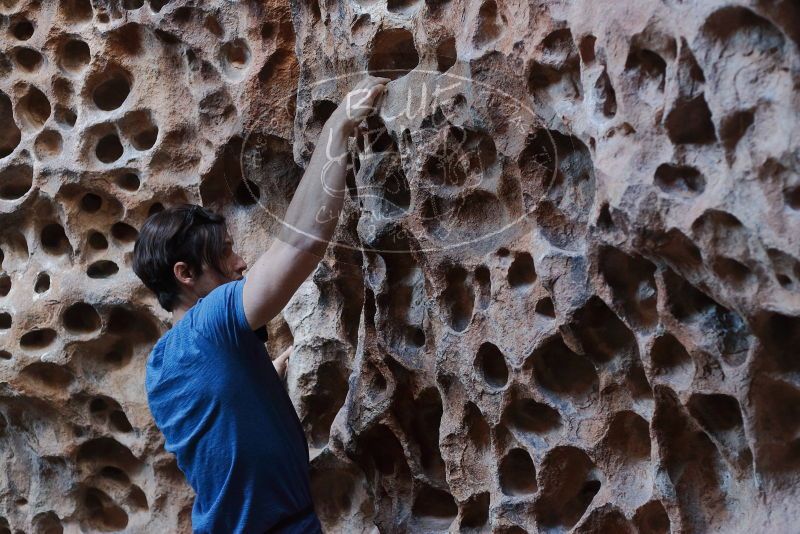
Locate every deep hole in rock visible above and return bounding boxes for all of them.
[233,179,260,206]
[0,312,11,329]
[571,296,638,363]
[368,28,419,80]
[624,46,666,91]
[13,46,42,71]
[80,193,102,212]
[54,105,77,127]
[594,69,617,117]
[663,269,750,366]
[11,19,34,41]
[536,297,555,317]
[650,333,694,388]
[665,94,716,145]
[20,361,72,388]
[719,108,754,156]
[61,39,91,72]
[507,252,536,289]
[653,387,730,531]
[633,500,670,534]
[0,274,10,296]
[712,256,752,285]
[61,0,93,23]
[463,402,490,450]
[92,72,131,111]
[784,186,800,210]
[654,163,705,196]
[83,488,128,531]
[87,260,119,279]
[411,485,457,530]
[87,231,108,250]
[109,410,133,433]
[604,410,651,460]
[474,264,491,309]
[475,341,508,389]
[442,264,474,332]
[18,85,51,130]
[220,39,251,80]
[41,223,72,255]
[535,446,601,530]
[436,36,457,72]
[579,35,596,63]
[460,492,489,529]
[504,397,562,436]
[687,393,744,447]
[0,91,21,158]
[499,448,537,495]
[62,302,101,333]
[530,335,599,399]
[473,0,502,48]
[96,134,123,163]
[115,172,140,191]
[598,247,658,328]
[304,360,348,448]
[100,466,129,483]
[0,164,33,200]
[34,129,63,159]
[119,110,158,150]
[111,222,138,242]
[34,272,50,293]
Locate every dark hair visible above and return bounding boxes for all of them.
[132,203,227,312]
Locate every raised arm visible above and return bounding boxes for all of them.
[241,76,389,330]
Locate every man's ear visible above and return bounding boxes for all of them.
[173,261,195,287]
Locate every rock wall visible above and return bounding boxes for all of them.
[1,0,799,532]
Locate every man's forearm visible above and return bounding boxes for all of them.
[278,116,351,258]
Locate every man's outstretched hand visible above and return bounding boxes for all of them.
[273,345,292,380]
[241,77,389,334]
[328,75,391,133]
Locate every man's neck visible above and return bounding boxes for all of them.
[171,298,197,323]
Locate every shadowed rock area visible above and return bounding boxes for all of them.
[0,0,798,532]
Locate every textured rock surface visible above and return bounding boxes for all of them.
[1,0,799,532]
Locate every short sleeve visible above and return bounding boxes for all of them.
[187,278,254,348]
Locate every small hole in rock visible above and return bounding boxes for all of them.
[234,179,260,206]
[63,302,101,333]
[34,272,50,293]
[499,448,537,495]
[11,20,34,41]
[0,164,33,200]
[41,223,72,255]
[87,260,119,279]
[92,73,130,111]
[81,193,102,212]
[61,39,91,72]
[111,222,138,242]
[96,134,123,163]
[368,28,419,80]
[115,172,140,191]
[20,328,57,350]
[88,231,108,250]
[13,46,42,71]
[475,342,508,389]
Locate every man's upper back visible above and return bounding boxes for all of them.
[145,278,318,533]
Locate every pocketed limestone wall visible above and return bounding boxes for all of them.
[0,0,798,532]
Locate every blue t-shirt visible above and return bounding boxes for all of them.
[145,278,322,533]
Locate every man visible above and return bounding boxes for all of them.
[132,75,389,533]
